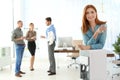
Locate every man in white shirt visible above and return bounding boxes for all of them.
[41,17,56,75]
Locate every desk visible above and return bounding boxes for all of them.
[55,49,114,80]
[80,50,107,80]
[54,49,79,53]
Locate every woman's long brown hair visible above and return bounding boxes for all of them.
[81,4,106,34]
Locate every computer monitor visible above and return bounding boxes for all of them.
[57,37,73,48]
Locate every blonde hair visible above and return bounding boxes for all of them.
[29,23,34,27]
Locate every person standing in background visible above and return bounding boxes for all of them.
[26,23,36,71]
[41,17,56,76]
[11,20,26,77]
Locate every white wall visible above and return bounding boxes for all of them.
[22,0,82,38]
[0,0,13,47]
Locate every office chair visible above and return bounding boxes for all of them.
[107,53,120,80]
[67,52,80,69]
[67,40,82,69]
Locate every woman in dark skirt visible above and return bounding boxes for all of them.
[26,23,36,71]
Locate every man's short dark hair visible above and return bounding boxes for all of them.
[17,20,22,24]
[45,17,52,22]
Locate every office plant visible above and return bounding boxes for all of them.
[112,34,120,66]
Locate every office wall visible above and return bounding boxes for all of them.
[0,0,13,47]
[22,0,82,38]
